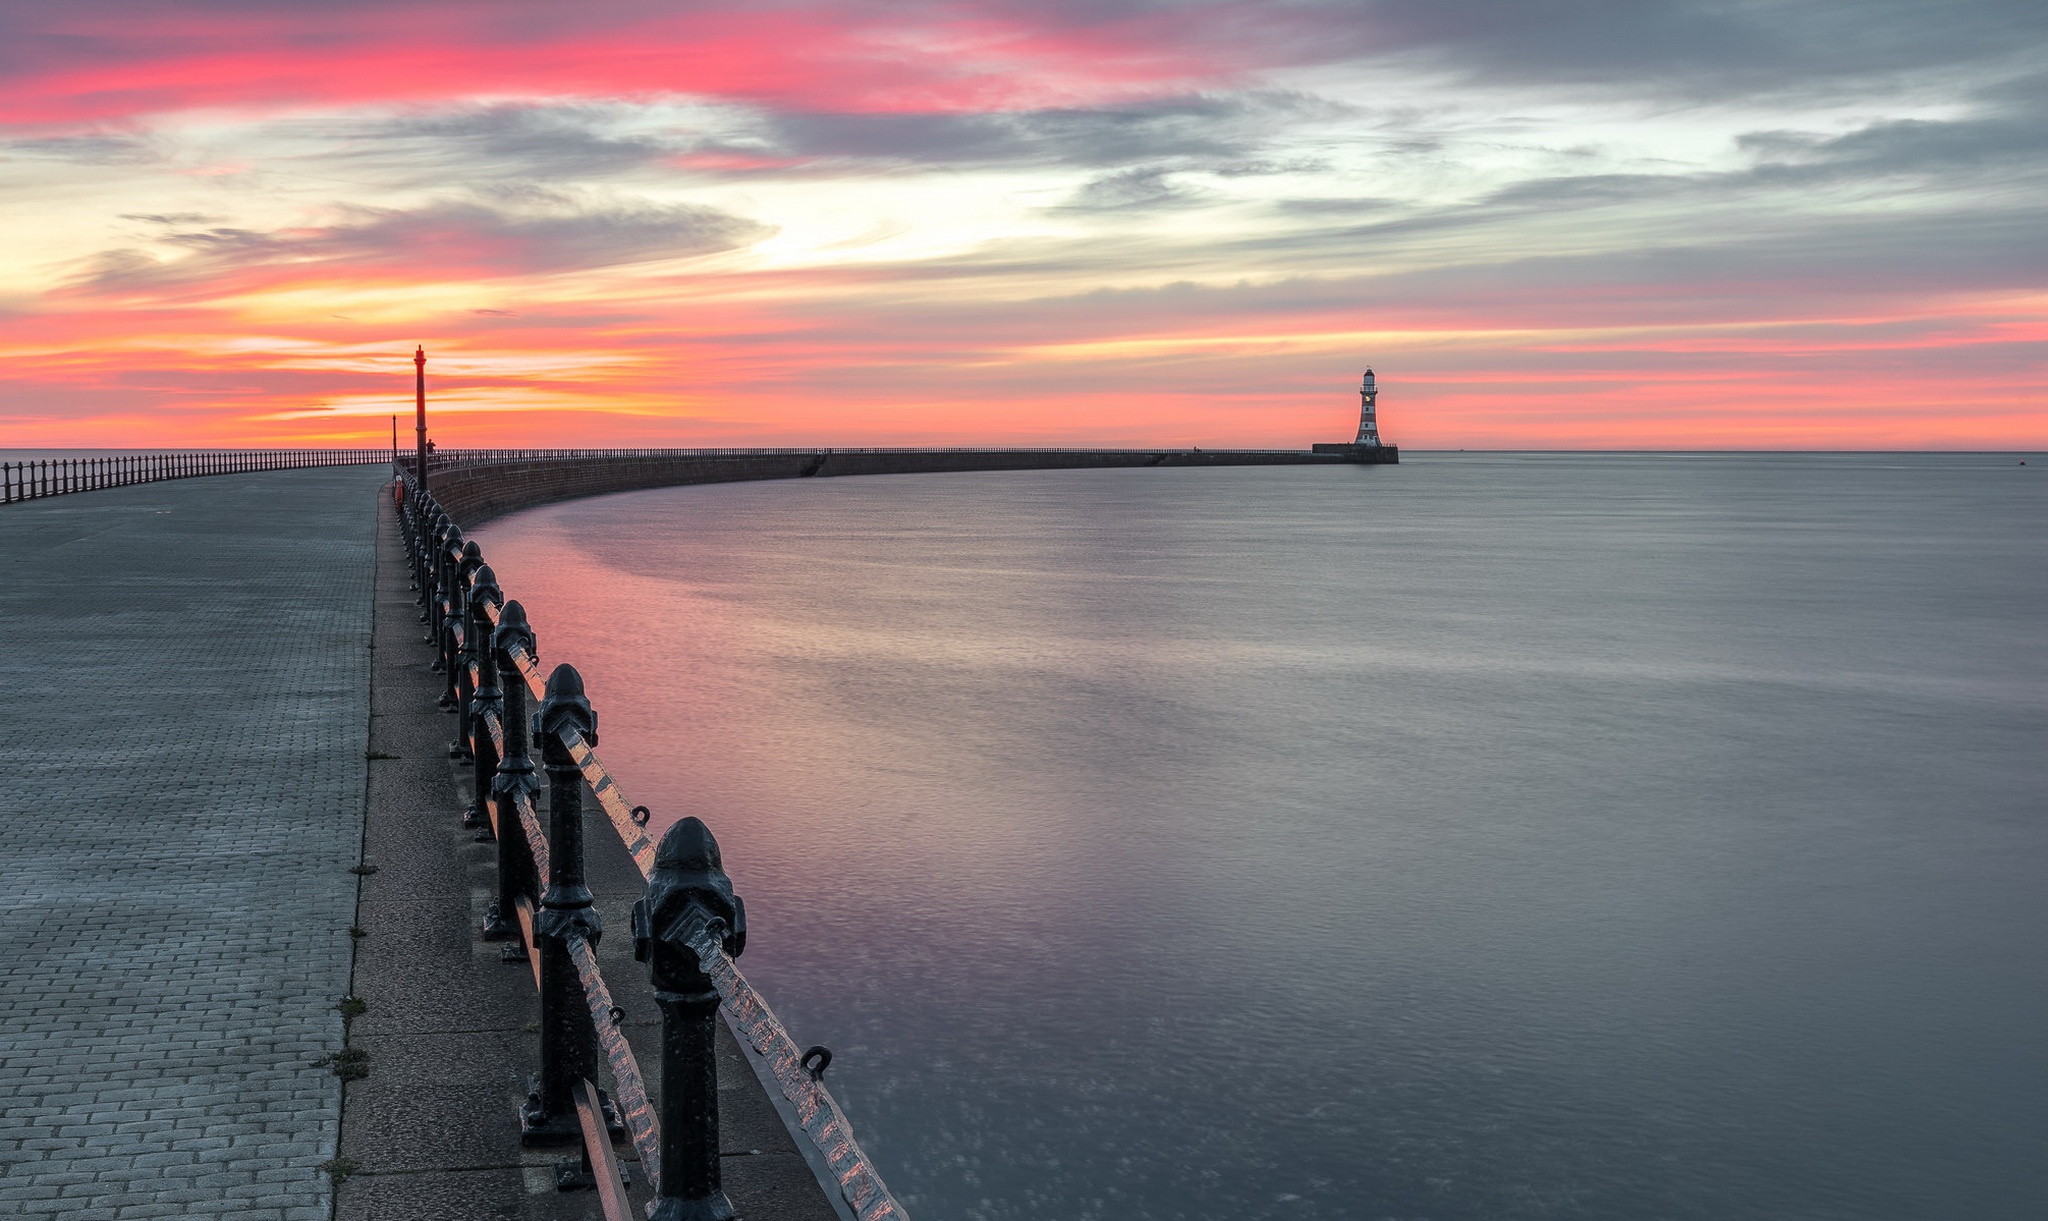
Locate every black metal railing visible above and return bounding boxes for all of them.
[0,450,392,504]
[396,465,907,1221]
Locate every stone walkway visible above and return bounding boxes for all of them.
[0,467,390,1220]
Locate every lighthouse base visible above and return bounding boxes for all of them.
[1312,443,1400,464]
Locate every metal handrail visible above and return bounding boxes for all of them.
[397,462,908,1220]
[476,602,662,877]
[568,937,663,1186]
[1,450,392,504]
[687,924,907,1221]
[506,636,906,1219]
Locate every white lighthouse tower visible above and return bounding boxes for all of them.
[1354,368,1382,446]
[1313,367,1399,462]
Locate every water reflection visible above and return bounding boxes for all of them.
[477,455,2047,1221]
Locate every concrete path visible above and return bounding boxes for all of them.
[0,467,390,1220]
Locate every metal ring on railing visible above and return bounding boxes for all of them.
[801,1045,833,1081]
[631,804,651,826]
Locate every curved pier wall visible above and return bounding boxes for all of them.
[424,448,1356,529]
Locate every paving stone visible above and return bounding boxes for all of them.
[0,467,388,1218]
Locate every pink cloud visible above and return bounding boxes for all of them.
[0,3,1279,126]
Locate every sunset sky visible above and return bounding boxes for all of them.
[3,1,2042,449]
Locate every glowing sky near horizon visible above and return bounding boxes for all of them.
[2,1,2042,448]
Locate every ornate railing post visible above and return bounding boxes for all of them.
[524,665,605,1147]
[409,494,431,601]
[421,503,444,608]
[432,524,464,665]
[423,514,451,626]
[413,495,430,606]
[443,540,483,715]
[465,569,504,833]
[484,601,541,955]
[409,495,428,593]
[634,818,746,1221]
[398,481,421,591]
[457,564,502,763]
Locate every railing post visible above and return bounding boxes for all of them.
[484,601,540,953]
[524,664,605,1146]
[423,513,444,628]
[412,497,433,602]
[430,519,459,643]
[634,818,745,1221]
[423,513,450,625]
[465,566,504,833]
[403,491,426,594]
[443,531,471,667]
[442,539,482,710]
[453,558,498,758]
[397,482,418,588]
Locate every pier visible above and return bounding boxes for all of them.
[1,443,1394,1218]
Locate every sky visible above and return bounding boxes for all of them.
[2,0,2043,449]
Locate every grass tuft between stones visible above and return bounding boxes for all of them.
[319,1156,360,1183]
[314,1046,370,1081]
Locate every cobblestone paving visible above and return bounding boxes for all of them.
[0,467,389,1220]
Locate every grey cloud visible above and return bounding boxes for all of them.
[1297,0,2048,97]
[1,133,154,164]
[358,105,680,178]
[330,93,1335,185]
[76,196,773,293]
[1459,107,2046,219]
[1739,114,2048,177]
[747,92,1352,171]
[1479,172,1690,208]
[1060,167,1193,211]
[341,92,1358,186]
[1394,104,2048,219]
[825,200,2048,350]
[1273,197,1404,216]
[120,212,221,225]
[1211,158,1329,178]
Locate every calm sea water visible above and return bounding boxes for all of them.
[474,453,2046,1221]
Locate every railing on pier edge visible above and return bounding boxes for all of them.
[0,450,391,505]
[395,464,907,1221]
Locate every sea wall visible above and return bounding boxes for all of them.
[423,448,1373,528]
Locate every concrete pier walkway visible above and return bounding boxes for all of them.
[0,467,389,1219]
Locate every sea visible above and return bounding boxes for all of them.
[471,452,2046,1221]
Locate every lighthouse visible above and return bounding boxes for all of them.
[1312,368,1399,463]
[1355,368,1381,447]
